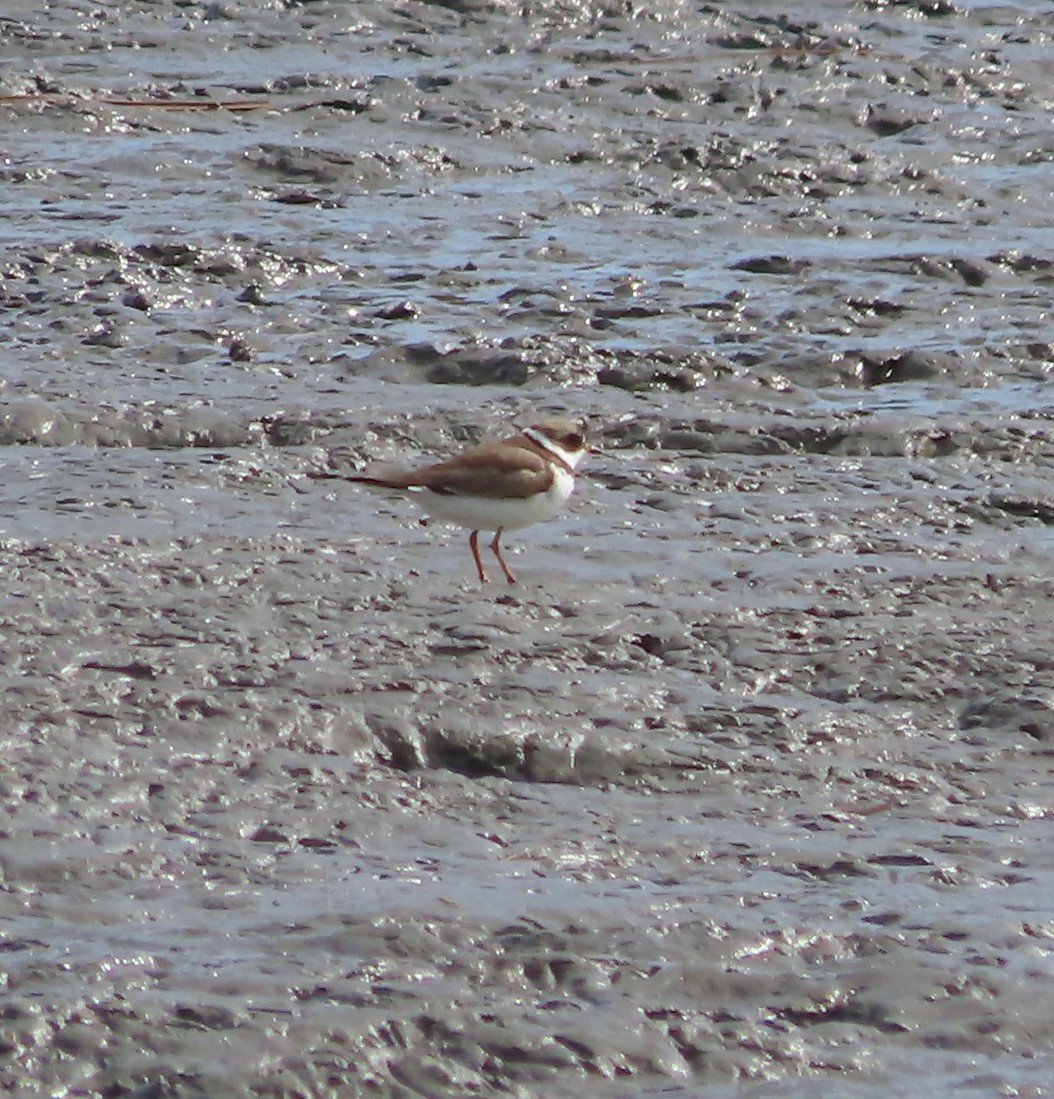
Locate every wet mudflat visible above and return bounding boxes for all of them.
[3,1,1054,1095]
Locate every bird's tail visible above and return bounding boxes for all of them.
[306,466,418,489]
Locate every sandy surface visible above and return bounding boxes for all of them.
[3,1,1054,1095]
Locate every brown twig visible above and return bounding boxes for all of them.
[0,92,270,111]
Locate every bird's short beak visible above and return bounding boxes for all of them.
[586,443,603,455]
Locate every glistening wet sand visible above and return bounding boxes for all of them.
[3,2,1054,1095]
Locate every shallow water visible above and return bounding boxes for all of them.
[4,1,1054,1096]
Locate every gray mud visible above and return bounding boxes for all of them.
[3,2,1054,1096]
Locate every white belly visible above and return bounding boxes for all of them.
[408,468,574,532]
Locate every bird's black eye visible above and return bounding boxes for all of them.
[564,432,584,450]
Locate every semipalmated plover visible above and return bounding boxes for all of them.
[310,417,593,584]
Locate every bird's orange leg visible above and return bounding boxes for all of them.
[469,530,489,584]
[489,530,517,585]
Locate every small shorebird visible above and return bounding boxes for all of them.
[309,417,594,584]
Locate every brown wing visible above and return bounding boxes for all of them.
[412,441,555,499]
